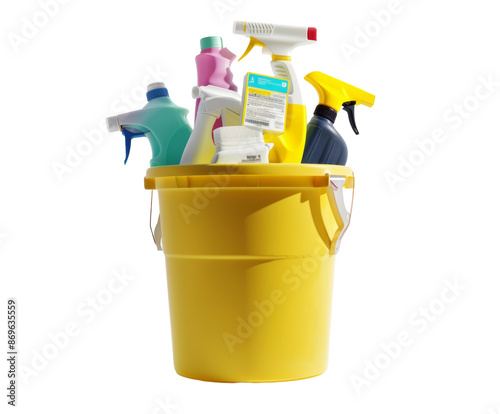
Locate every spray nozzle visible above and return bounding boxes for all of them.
[192,85,241,115]
[238,37,267,61]
[106,116,145,164]
[106,82,192,167]
[122,128,145,164]
[112,83,170,164]
[305,71,375,134]
[233,21,317,61]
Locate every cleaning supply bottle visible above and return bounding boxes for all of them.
[195,36,238,139]
[106,82,192,167]
[211,126,274,164]
[181,85,241,164]
[301,71,375,165]
[233,21,317,163]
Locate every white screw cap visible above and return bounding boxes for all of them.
[147,82,166,92]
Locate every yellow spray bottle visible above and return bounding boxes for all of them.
[302,71,375,165]
[233,21,317,163]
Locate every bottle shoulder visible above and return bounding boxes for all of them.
[145,97,182,109]
[309,115,338,131]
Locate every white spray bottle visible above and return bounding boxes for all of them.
[233,21,317,163]
[181,85,242,164]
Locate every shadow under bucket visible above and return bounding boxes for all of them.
[144,163,354,382]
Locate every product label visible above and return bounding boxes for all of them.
[242,73,289,133]
[241,154,263,163]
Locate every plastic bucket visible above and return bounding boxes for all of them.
[145,164,354,382]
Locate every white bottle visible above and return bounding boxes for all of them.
[211,126,274,164]
[181,86,241,165]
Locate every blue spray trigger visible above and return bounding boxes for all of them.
[121,128,145,164]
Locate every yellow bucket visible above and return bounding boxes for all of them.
[144,164,354,382]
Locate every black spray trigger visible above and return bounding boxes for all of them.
[342,101,359,135]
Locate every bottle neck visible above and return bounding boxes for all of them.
[314,104,337,123]
[200,47,222,54]
[146,87,169,101]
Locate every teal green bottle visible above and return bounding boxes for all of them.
[106,82,192,167]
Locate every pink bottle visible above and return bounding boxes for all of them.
[195,36,238,140]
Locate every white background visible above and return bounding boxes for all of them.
[1,0,500,413]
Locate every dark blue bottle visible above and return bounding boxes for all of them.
[301,104,348,165]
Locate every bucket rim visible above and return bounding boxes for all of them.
[144,164,354,190]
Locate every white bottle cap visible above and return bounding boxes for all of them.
[147,82,166,92]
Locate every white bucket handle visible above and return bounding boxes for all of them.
[150,191,163,251]
[326,174,354,255]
